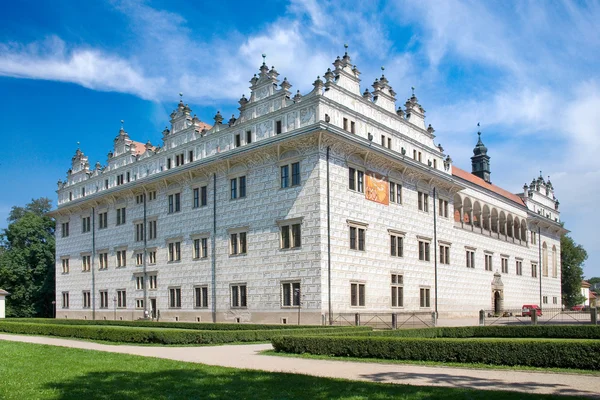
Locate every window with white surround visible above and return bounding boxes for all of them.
[148,191,157,201]
[61,222,69,237]
[82,254,91,272]
[389,231,404,257]
[553,296,558,304]
[280,222,302,249]
[391,274,404,307]
[348,167,364,193]
[466,249,475,268]
[418,240,430,261]
[149,275,157,290]
[230,284,247,308]
[531,230,537,245]
[230,176,247,199]
[168,241,181,262]
[135,194,144,204]
[61,258,70,274]
[148,220,157,240]
[438,199,449,218]
[193,237,209,259]
[349,226,366,251]
[389,182,402,204]
[531,262,538,278]
[116,249,127,268]
[229,229,248,256]
[82,216,91,233]
[61,292,69,308]
[501,257,508,273]
[82,291,91,308]
[148,251,156,265]
[418,191,429,212]
[135,252,143,266]
[98,252,108,270]
[543,295,548,305]
[136,276,144,290]
[281,281,300,307]
[439,243,450,265]
[98,212,108,229]
[420,287,431,308]
[99,290,108,308]
[281,162,301,188]
[350,282,366,307]
[168,193,181,213]
[116,207,126,225]
[195,286,209,308]
[169,287,181,308]
[136,299,144,309]
[117,289,126,308]
[516,259,523,276]
[484,253,493,271]
[135,222,144,242]
[193,186,208,208]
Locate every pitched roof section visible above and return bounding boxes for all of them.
[452,166,525,207]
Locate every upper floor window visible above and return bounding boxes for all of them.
[484,253,493,271]
[175,153,184,167]
[61,258,70,274]
[230,231,247,255]
[501,257,509,274]
[135,194,144,204]
[246,130,252,144]
[281,162,301,188]
[148,191,157,201]
[349,167,364,193]
[281,281,300,307]
[230,176,247,200]
[438,199,448,218]
[350,282,365,307]
[389,182,402,204]
[82,217,91,233]
[343,118,348,131]
[98,252,108,270]
[193,237,209,259]
[117,174,124,186]
[276,120,282,134]
[516,260,523,276]
[168,193,181,214]
[193,186,208,208]
[466,250,475,268]
[116,207,126,226]
[116,249,127,268]
[350,121,355,134]
[418,192,429,212]
[82,255,91,272]
[349,225,366,251]
[135,222,144,242]
[98,212,108,229]
[418,240,430,261]
[390,232,404,257]
[391,274,403,307]
[168,241,181,262]
[531,262,538,278]
[188,150,194,163]
[61,222,69,238]
[439,243,450,265]
[148,220,157,240]
[281,223,302,249]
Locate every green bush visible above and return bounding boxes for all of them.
[0,321,370,344]
[3,318,338,331]
[369,325,600,339]
[271,335,600,370]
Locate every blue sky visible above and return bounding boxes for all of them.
[1,0,599,278]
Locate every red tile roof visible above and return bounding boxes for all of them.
[452,166,525,206]
[581,280,591,288]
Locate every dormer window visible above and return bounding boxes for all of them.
[117,174,124,186]
[235,134,241,148]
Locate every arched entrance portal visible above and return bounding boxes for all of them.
[491,272,504,315]
[494,291,502,314]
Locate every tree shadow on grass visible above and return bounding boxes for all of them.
[44,368,583,400]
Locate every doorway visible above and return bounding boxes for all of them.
[150,298,157,319]
[494,291,502,314]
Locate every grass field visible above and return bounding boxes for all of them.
[0,341,580,400]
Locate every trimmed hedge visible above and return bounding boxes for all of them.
[271,335,600,370]
[369,325,600,339]
[0,321,370,345]
[3,318,336,331]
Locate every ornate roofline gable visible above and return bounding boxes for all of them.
[324,45,361,95]
[169,93,194,134]
[371,67,397,113]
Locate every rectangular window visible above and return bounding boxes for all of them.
[116,250,127,268]
[61,222,69,238]
[280,223,302,249]
[418,240,430,261]
[343,118,348,131]
[99,290,108,308]
[246,130,252,144]
[438,199,448,218]
[175,153,184,167]
[117,289,126,308]
[230,232,247,255]
[485,254,493,271]
[439,244,450,265]
[516,260,523,276]
[126,172,130,182]
[387,137,392,149]
[193,188,200,208]
[381,135,386,146]
[98,212,108,229]
[420,288,431,308]
[193,238,209,259]
[189,150,194,163]
[543,295,548,305]
[135,222,144,242]
[280,165,289,188]
[531,262,538,278]
[135,253,143,266]
[82,255,91,272]
[82,217,91,233]
[168,193,181,213]
[98,253,108,270]
[501,257,509,273]
[117,174,124,185]
[418,152,422,162]
[235,133,241,147]
[391,274,404,307]
[231,284,247,308]
[104,179,109,189]
[148,191,157,201]
[230,176,247,199]
[135,194,144,205]
[148,220,157,239]
[390,234,404,257]
[291,162,301,186]
[136,299,144,309]
[389,182,402,204]
[466,250,475,268]
[195,286,209,308]
[168,242,181,262]
[169,287,181,308]
[136,276,144,290]
[553,296,558,305]
[167,158,172,169]
[62,258,70,274]
[418,192,429,212]
[276,120,282,134]
[61,292,69,309]
[116,207,126,225]
[281,282,301,307]
[149,275,157,290]
[349,226,366,251]
[531,230,537,245]
[350,121,355,134]
[148,251,156,265]
[82,291,91,308]
[350,283,366,307]
[200,186,207,206]
[348,168,364,193]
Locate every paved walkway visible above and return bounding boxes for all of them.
[1,334,598,398]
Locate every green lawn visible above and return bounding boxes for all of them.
[0,341,580,400]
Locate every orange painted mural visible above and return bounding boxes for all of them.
[365,171,389,205]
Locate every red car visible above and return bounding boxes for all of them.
[570,305,584,311]
[522,304,542,317]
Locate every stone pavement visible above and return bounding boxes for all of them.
[1,334,598,398]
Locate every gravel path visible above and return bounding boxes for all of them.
[1,334,598,398]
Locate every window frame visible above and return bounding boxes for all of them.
[194,285,209,308]
[230,284,247,308]
[419,287,431,308]
[168,287,182,308]
[281,281,301,308]
[391,273,404,308]
[348,167,365,193]
[350,282,366,307]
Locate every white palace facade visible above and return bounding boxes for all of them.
[51,50,566,324]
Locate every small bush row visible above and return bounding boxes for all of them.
[0,321,370,344]
[369,325,600,339]
[3,318,335,331]
[271,335,600,370]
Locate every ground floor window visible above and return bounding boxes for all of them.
[117,289,126,308]
[61,292,69,309]
[194,286,209,308]
[281,282,300,307]
[391,274,403,307]
[350,282,366,307]
[420,287,431,308]
[99,290,108,308]
[82,291,91,308]
[169,287,181,308]
[231,284,247,308]
[136,299,144,309]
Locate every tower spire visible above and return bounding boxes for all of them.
[471,125,491,183]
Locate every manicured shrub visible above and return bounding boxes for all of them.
[271,335,600,370]
[0,321,370,345]
[369,325,600,339]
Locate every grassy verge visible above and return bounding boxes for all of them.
[260,350,600,376]
[0,340,582,400]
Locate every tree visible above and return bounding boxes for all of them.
[0,198,55,317]
[587,277,600,286]
[561,234,587,307]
